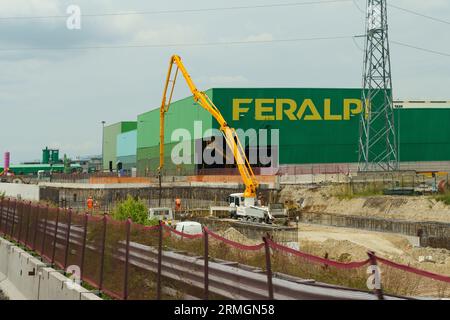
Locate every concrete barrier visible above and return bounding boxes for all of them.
[0,237,101,300]
[0,183,40,201]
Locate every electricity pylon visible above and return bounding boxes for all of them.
[358,0,398,172]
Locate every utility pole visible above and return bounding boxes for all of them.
[358,0,398,172]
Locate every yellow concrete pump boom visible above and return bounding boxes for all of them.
[159,55,258,199]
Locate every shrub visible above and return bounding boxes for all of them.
[112,195,157,226]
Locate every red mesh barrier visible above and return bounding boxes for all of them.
[162,223,205,299]
[52,208,70,270]
[16,201,28,245]
[26,204,40,249]
[101,217,127,299]
[0,198,8,235]
[10,200,22,241]
[41,207,59,263]
[127,222,160,300]
[205,227,265,251]
[4,200,17,237]
[22,202,33,247]
[267,238,371,292]
[205,227,266,273]
[376,256,450,298]
[34,206,50,257]
[82,214,105,289]
[65,212,87,274]
[4,199,450,300]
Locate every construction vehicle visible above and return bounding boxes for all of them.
[158,55,286,224]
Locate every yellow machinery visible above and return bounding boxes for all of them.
[158,55,258,205]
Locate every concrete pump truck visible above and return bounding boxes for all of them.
[157,55,287,224]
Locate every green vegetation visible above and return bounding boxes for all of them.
[433,191,450,205]
[0,191,5,200]
[335,188,383,200]
[112,195,158,226]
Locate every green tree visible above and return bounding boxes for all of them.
[112,195,157,226]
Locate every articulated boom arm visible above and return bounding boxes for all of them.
[159,55,258,199]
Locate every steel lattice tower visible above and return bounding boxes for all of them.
[358,0,398,172]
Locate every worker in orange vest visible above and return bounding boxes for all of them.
[175,198,181,212]
[87,196,94,210]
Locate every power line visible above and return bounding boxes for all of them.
[0,35,448,59]
[0,0,352,20]
[388,3,450,26]
[391,40,450,58]
[0,35,354,52]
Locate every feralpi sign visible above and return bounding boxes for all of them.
[232,98,367,121]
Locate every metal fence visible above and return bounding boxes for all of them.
[1,198,449,300]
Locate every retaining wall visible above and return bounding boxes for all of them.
[0,237,101,300]
[39,182,280,212]
[297,211,450,249]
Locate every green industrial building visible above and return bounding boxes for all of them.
[102,121,137,171]
[103,88,450,175]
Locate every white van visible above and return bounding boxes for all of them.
[174,221,202,235]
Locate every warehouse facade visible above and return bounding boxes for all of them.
[102,121,137,171]
[104,88,450,176]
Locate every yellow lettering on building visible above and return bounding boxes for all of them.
[232,99,252,121]
[255,99,275,121]
[324,99,342,120]
[276,99,297,120]
[296,99,322,120]
[343,99,362,120]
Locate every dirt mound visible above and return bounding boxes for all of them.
[219,227,259,245]
[279,184,450,223]
[295,223,450,277]
[300,239,369,261]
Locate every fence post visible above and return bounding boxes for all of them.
[80,213,89,281]
[4,198,11,237]
[123,218,132,300]
[10,200,17,238]
[203,227,209,300]
[263,235,274,300]
[0,198,4,235]
[367,251,384,300]
[32,205,41,251]
[24,201,32,246]
[63,209,73,270]
[51,208,60,265]
[17,201,24,242]
[98,213,108,291]
[156,220,163,300]
[40,205,49,256]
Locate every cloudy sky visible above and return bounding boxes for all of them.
[0,0,449,164]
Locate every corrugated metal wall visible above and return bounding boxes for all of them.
[116,130,137,170]
[103,123,122,171]
[134,88,450,174]
[103,122,137,171]
[137,90,213,175]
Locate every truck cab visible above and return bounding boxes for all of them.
[227,193,245,208]
[148,207,174,224]
[227,193,245,218]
